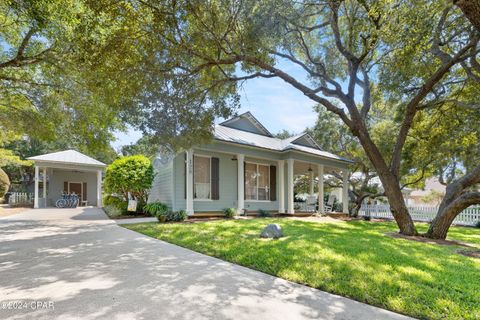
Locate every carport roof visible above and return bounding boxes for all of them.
[27,150,106,167]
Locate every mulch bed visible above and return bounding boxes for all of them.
[386,232,475,248]
[457,249,480,259]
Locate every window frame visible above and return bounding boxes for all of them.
[193,154,212,200]
[245,161,271,202]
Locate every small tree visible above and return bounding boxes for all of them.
[104,155,154,203]
[0,168,10,198]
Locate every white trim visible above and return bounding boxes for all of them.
[342,170,349,214]
[245,200,272,203]
[245,161,271,201]
[34,166,39,209]
[278,160,285,213]
[318,164,325,214]
[287,159,294,214]
[185,150,194,215]
[193,199,213,202]
[42,167,47,199]
[237,154,245,214]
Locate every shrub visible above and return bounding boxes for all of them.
[104,155,154,204]
[333,202,343,212]
[166,210,188,222]
[0,168,10,198]
[258,209,272,217]
[104,205,123,218]
[475,221,480,228]
[143,201,168,217]
[103,195,128,213]
[363,215,371,221]
[223,207,236,218]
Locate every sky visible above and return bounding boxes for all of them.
[112,60,317,149]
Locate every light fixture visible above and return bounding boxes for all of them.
[307,164,313,172]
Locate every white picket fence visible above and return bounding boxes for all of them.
[359,204,480,226]
[8,192,34,206]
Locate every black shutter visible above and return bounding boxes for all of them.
[82,182,87,201]
[270,165,276,201]
[211,157,220,200]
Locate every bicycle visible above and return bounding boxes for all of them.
[55,192,80,208]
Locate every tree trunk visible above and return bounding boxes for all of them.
[454,0,480,31]
[426,190,480,239]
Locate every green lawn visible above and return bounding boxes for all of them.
[124,219,480,319]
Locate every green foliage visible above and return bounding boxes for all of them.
[0,168,10,198]
[103,205,124,218]
[144,202,169,218]
[125,219,480,320]
[223,207,236,218]
[103,195,128,214]
[121,136,158,159]
[166,210,188,222]
[104,155,154,203]
[258,209,272,217]
[475,221,480,229]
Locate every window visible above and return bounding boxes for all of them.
[194,155,211,199]
[245,162,270,201]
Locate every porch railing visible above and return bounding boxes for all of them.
[359,204,480,226]
[8,192,34,206]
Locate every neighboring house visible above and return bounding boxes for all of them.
[28,150,106,208]
[404,177,446,207]
[149,112,352,215]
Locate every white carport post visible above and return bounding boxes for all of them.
[318,164,324,214]
[278,160,285,214]
[287,158,294,214]
[97,170,103,207]
[42,167,47,200]
[342,170,349,214]
[309,170,314,196]
[237,154,245,215]
[34,165,39,209]
[185,150,194,215]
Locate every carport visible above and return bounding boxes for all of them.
[27,150,106,208]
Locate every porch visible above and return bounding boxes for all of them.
[183,149,350,215]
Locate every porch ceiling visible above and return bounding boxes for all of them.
[293,161,341,176]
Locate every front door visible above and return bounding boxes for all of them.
[69,182,82,200]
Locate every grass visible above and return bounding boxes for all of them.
[124,219,480,319]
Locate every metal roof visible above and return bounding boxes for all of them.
[27,150,106,167]
[214,125,352,163]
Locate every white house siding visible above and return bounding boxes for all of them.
[48,169,98,206]
[149,158,174,209]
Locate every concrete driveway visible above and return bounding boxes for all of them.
[0,208,411,320]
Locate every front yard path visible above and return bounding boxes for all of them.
[0,208,409,319]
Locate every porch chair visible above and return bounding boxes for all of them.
[305,195,317,212]
[324,194,336,213]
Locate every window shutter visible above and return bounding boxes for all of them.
[211,157,220,200]
[63,182,68,193]
[82,182,87,201]
[270,165,277,201]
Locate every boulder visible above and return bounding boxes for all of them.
[260,224,283,239]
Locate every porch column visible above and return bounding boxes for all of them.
[34,165,39,209]
[185,150,194,215]
[42,167,47,199]
[237,154,245,214]
[278,160,285,213]
[97,170,103,207]
[318,164,324,214]
[309,171,314,195]
[287,158,294,214]
[342,170,349,214]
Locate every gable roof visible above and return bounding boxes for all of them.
[214,124,352,163]
[219,112,273,137]
[28,150,106,167]
[283,133,322,150]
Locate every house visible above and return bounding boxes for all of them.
[149,112,352,215]
[404,177,446,207]
[28,150,106,208]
